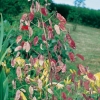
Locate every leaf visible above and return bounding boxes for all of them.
[33,36,38,46]
[28,27,33,36]
[47,88,53,95]
[78,64,86,74]
[61,92,67,100]
[16,67,22,78]
[32,96,37,100]
[21,25,29,30]
[68,39,76,49]
[39,55,44,66]
[76,54,84,60]
[21,13,28,21]
[61,64,66,73]
[0,13,4,52]
[29,12,34,21]
[87,72,96,81]
[48,31,53,39]
[56,13,66,24]
[42,34,46,42]
[54,25,60,35]
[16,35,22,44]
[29,86,34,95]
[23,41,30,52]
[14,46,22,52]
[58,22,66,31]
[41,7,47,16]
[36,1,40,12]
[68,52,75,62]
[83,81,90,91]
[38,79,42,89]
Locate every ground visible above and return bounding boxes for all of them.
[67,23,100,73]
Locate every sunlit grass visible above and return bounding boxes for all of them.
[67,23,100,73]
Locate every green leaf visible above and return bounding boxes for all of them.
[0,13,4,52]
[3,78,8,100]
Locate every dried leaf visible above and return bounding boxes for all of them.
[38,79,42,89]
[16,67,22,78]
[36,1,40,12]
[16,35,22,44]
[54,24,60,35]
[23,41,30,52]
[29,86,34,95]
[47,88,53,94]
[15,46,22,52]
[28,27,33,36]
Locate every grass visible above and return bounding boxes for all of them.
[66,23,100,73]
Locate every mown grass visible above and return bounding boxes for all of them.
[66,23,100,73]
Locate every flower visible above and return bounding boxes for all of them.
[14,57,25,67]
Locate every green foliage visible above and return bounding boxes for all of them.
[51,3,100,28]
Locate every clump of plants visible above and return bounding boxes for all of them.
[1,0,100,100]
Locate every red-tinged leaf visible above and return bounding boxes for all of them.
[11,59,16,67]
[55,66,61,73]
[33,36,38,46]
[29,12,34,21]
[58,22,66,31]
[54,45,57,52]
[82,94,89,100]
[16,67,22,78]
[68,52,75,62]
[67,98,73,100]
[54,24,60,35]
[39,55,44,66]
[66,85,71,92]
[87,72,96,81]
[21,13,28,21]
[36,1,40,12]
[28,27,33,36]
[21,25,29,30]
[71,73,75,82]
[42,34,46,42]
[23,41,30,52]
[15,46,22,52]
[38,20,40,27]
[61,64,66,73]
[55,73,60,81]
[41,7,47,16]
[78,64,86,74]
[41,22,47,27]
[47,26,53,32]
[57,40,62,48]
[16,35,22,44]
[66,34,71,39]
[76,54,84,60]
[61,92,67,100]
[30,56,34,66]
[49,19,52,27]
[97,87,100,94]
[83,80,90,91]
[30,3,34,14]
[50,59,56,67]
[57,13,66,24]
[20,41,25,47]
[15,90,21,100]
[68,39,76,49]
[48,31,53,39]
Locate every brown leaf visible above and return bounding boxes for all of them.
[54,24,60,35]
[16,35,22,44]
[23,41,30,52]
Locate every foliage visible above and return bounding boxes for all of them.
[51,3,100,28]
[1,1,100,100]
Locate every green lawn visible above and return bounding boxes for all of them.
[67,23,100,73]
